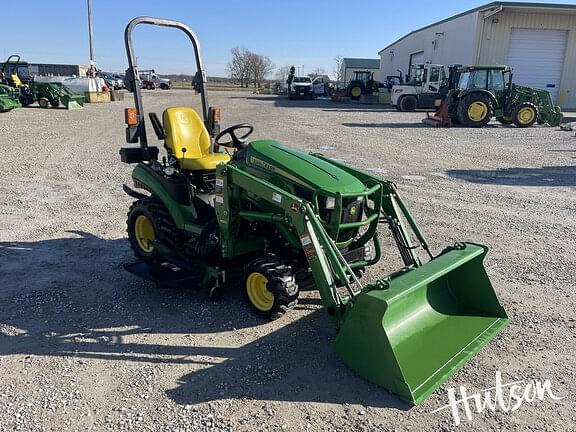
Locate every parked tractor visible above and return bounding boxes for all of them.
[0,55,84,109]
[425,65,562,128]
[346,70,380,100]
[119,17,509,405]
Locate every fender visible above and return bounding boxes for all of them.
[131,163,198,231]
[457,88,499,107]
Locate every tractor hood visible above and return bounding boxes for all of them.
[245,140,366,195]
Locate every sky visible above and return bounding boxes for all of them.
[2,0,574,78]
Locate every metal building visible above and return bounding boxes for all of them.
[378,2,576,108]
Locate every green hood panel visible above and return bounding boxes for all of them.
[246,140,366,195]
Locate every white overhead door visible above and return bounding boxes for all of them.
[507,28,567,102]
[409,51,425,68]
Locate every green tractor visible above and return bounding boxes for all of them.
[346,70,380,100]
[0,55,84,109]
[120,17,509,405]
[444,65,562,128]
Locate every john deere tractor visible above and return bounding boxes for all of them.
[346,71,380,100]
[0,55,84,109]
[443,65,562,128]
[119,17,509,405]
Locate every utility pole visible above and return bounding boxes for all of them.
[87,0,96,76]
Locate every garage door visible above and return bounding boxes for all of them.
[409,51,425,68]
[507,28,567,102]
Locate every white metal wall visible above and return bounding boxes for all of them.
[477,11,576,108]
[379,13,479,82]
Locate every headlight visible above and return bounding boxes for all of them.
[325,196,335,209]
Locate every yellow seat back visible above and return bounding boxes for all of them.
[163,107,211,160]
[11,73,23,88]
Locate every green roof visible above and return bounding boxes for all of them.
[343,58,380,69]
[378,2,576,54]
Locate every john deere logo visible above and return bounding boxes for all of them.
[349,206,357,216]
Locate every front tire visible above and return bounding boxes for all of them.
[38,97,49,109]
[399,95,417,112]
[457,94,492,128]
[243,256,299,320]
[512,102,538,128]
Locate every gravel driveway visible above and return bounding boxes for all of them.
[1,90,575,431]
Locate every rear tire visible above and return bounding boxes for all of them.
[399,95,417,112]
[457,94,492,128]
[38,97,49,109]
[243,255,299,320]
[127,197,178,266]
[512,102,538,128]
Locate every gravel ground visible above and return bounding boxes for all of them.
[0,90,575,431]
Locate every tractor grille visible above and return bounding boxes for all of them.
[338,197,364,242]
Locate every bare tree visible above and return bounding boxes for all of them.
[333,55,343,89]
[275,65,291,82]
[248,53,274,88]
[226,46,251,87]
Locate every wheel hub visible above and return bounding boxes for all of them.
[246,272,273,311]
[468,102,488,121]
[518,107,535,124]
[134,214,155,253]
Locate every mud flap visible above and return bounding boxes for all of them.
[333,242,508,405]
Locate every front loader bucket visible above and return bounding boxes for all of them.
[62,95,84,110]
[334,242,508,405]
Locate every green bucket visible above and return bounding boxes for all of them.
[62,95,85,110]
[334,242,508,405]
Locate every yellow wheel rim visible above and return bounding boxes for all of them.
[246,272,273,312]
[351,86,362,97]
[134,214,155,253]
[468,101,488,121]
[517,107,535,124]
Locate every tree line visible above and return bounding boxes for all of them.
[227,46,274,88]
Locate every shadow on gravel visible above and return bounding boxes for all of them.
[342,122,426,129]
[0,231,408,409]
[447,165,576,186]
[167,308,410,410]
[228,95,398,113]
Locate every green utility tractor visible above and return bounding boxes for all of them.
[445,65,562,128]
[346,71,380,100]
[0,55,84,109]
[120,17,509,405]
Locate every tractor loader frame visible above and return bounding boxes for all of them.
[119,17,509,405]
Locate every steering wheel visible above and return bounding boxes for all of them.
[215,124,254,150]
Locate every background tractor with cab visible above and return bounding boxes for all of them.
[425,65,562,128]
[119,17,509,405]
[345,70,381,100]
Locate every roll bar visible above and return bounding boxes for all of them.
[124,17,209,148]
